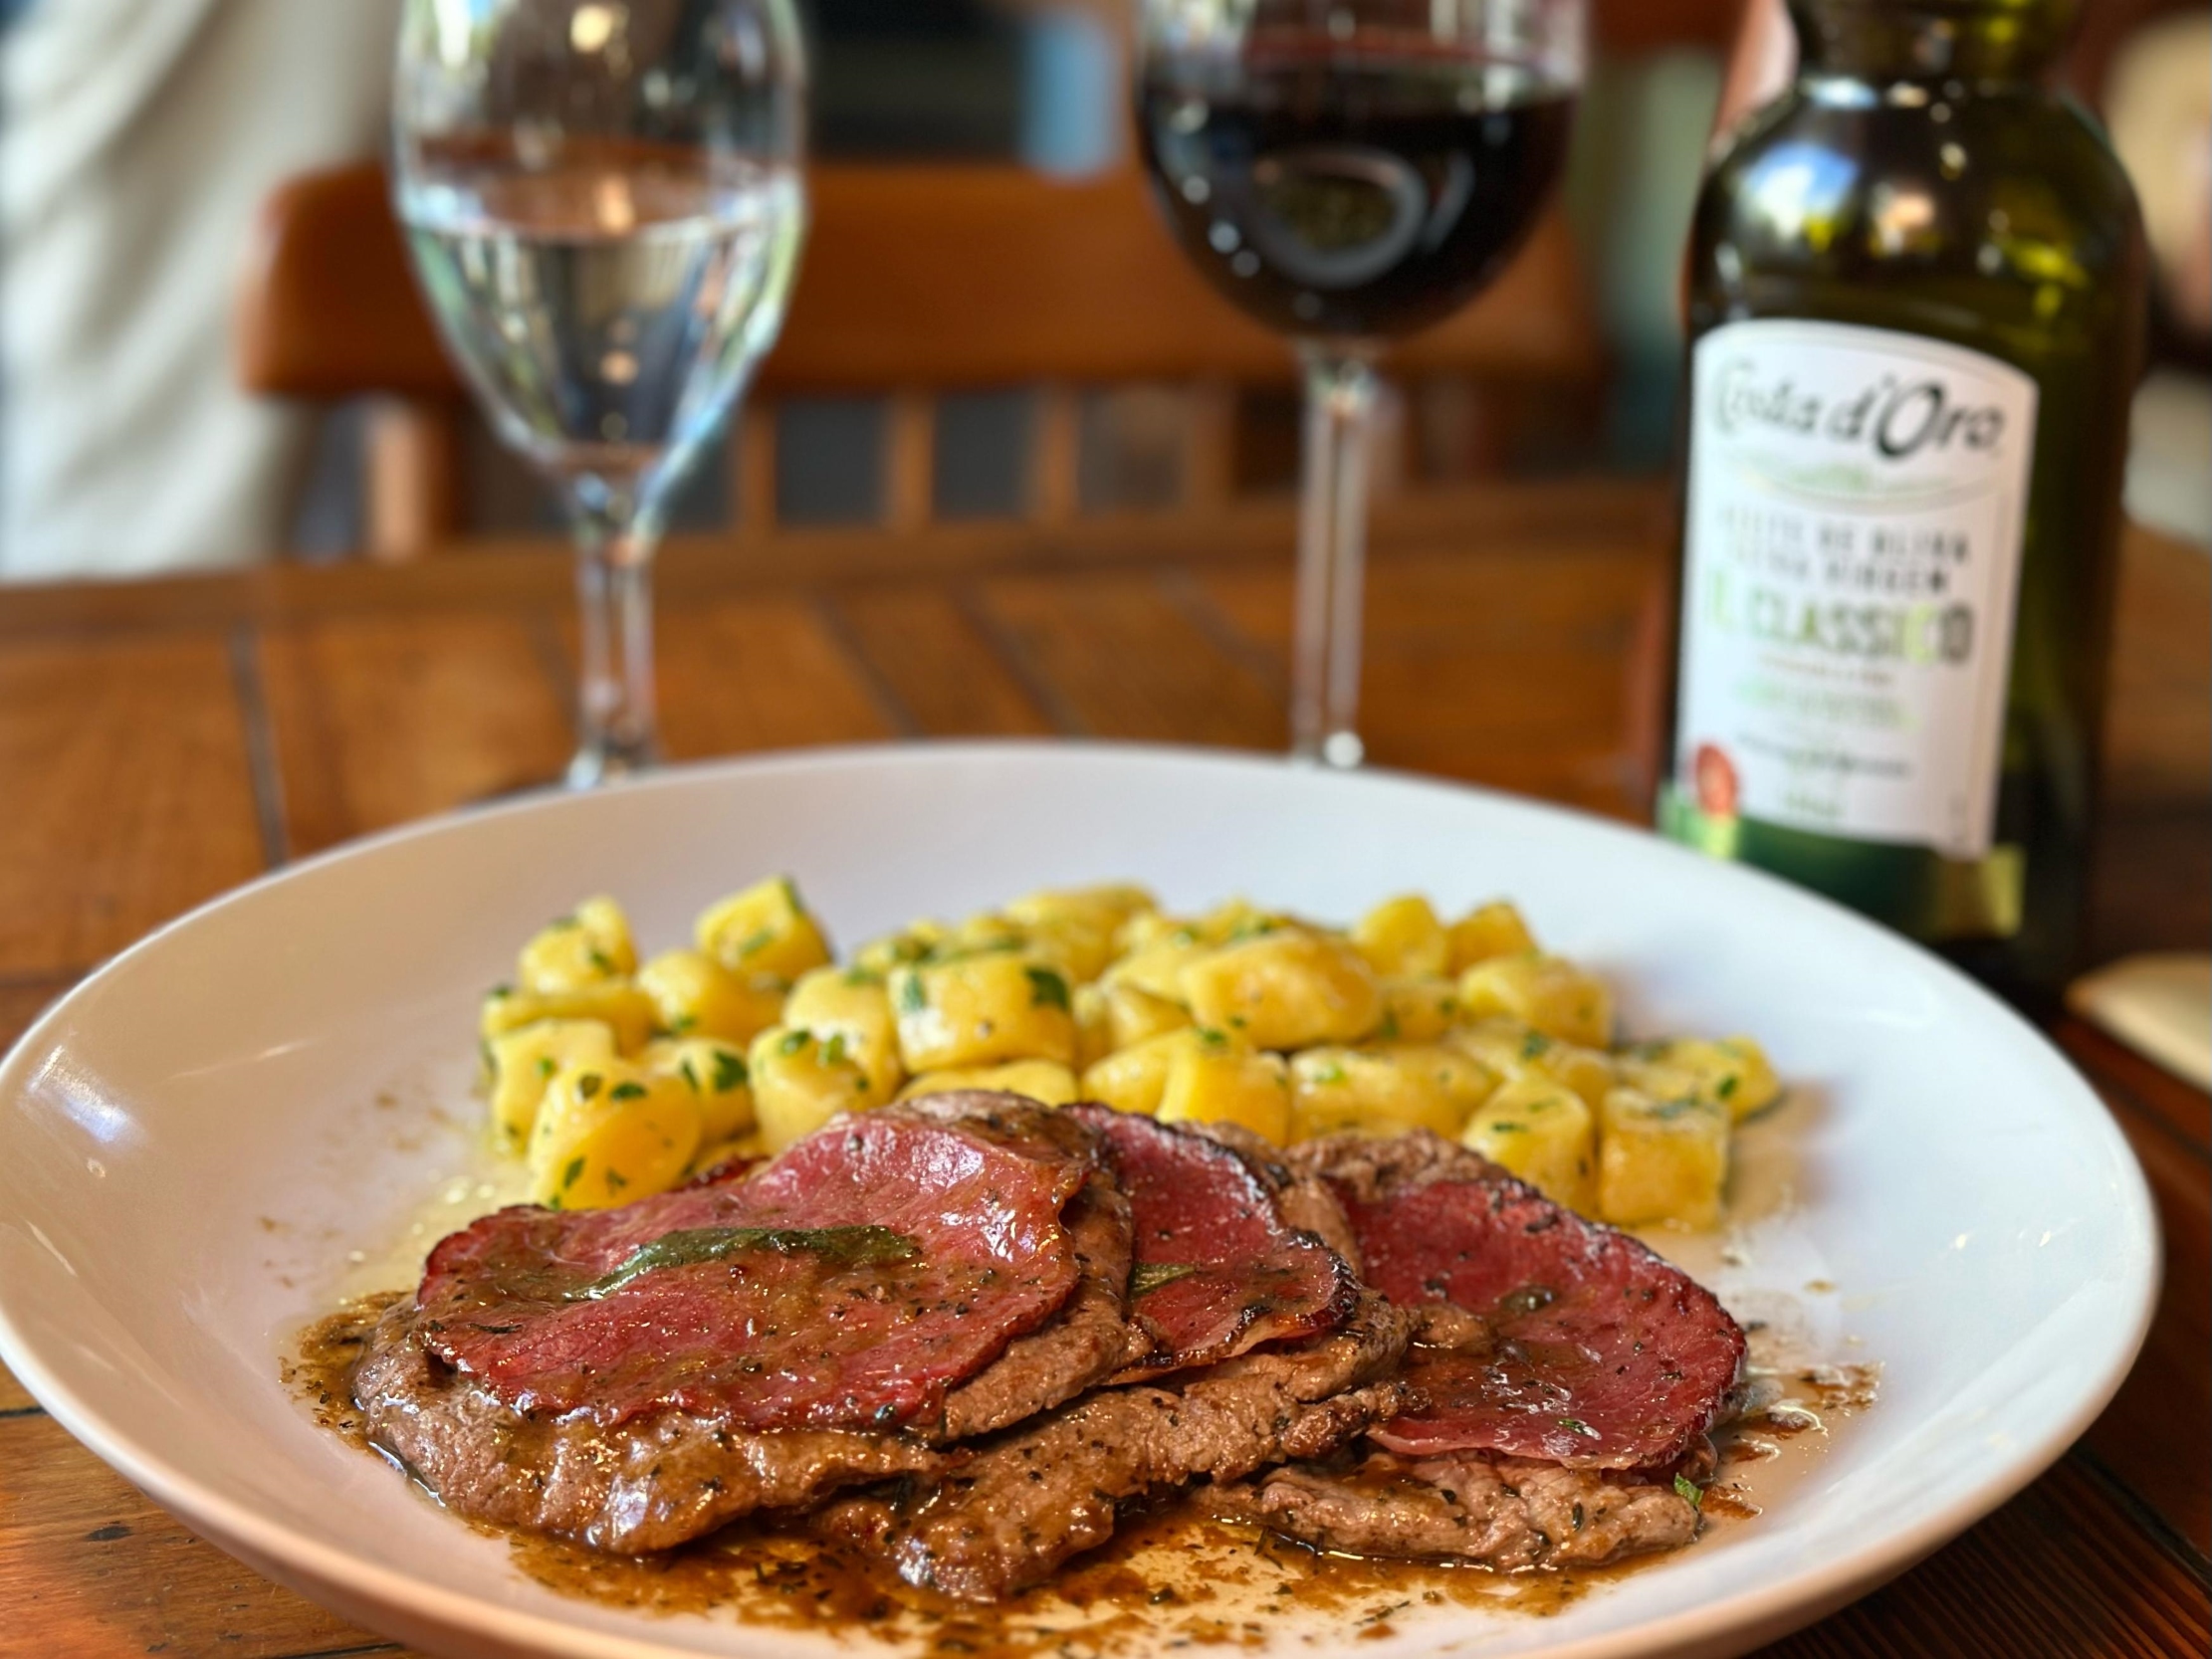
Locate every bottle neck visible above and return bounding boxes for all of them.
[1786,0,2076,87]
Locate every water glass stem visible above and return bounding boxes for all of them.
[1292,344,1380,768]
[567,488,663,789]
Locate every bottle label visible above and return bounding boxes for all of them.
[1672,319,2038,860]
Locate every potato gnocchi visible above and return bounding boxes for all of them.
[476,883,1782,1229]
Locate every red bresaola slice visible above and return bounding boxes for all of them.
[1300,1135,1744,1470]
[1068,1105,1355,1381]
[416,1106,1088,1431]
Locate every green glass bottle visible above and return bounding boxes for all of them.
[1660,0,2149,1001]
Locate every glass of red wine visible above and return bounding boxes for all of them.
[1137,0,1585,766]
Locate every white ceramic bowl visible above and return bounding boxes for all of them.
[0,742,2156,1659]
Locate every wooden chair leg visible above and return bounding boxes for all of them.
[362,395,461,561]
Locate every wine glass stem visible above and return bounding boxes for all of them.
[1291,344,1380,769]
[567,497,662,789]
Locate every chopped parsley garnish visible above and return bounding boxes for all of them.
[1557,1416,1599,1440]
[560,1156,586,1190]
[679,1058,701,1093]
[586,948,616,975]
[777,1028,812,1056]
[1025,966,1072,1011]
[536,1056,557,1079]
[820,1032,849,1067]
[1673,1474,1703,1508]
[575,1072,603,1100]
[608,1080,648,1101]
[1716,1075,1739,1100]
[896,974,928,1014]
[710,1050,748,1092]
[1520,1030,1553,1059]
[669,1012,698,1034]
[487,983,513,999]
[1196,1027,1229,1049]
[549,915,579,930]
[737,927,777,959]
[1310,1062,1346,1086]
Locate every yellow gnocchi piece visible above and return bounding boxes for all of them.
[1376,975,1462,1043]
[1621,1036,1781,1122]
[1597,1086,1729,1230]
[1451,1018,1617,1110]
[1287,1045,1487,1139]
[1446,901,1538,971]
[1080,1027,1226,1117]
[695,877,832,982]
[749,1024,893,1152]
[1460,1073,1596,1212]
[487,1019,618,1151]
[1352,895,1450,978]
[897,1060,1080,1106]
[1158,1047,1292,1144]
[851,920,948,976]
[636,948,786,1045]
[890,951,1078,1071]
[1104,931,1215,1004]
[481,981,658,1056]
[784,966,904,1090]
[516,896,639,993]
[1456,953,1612,1049]
[1007,886,1155,982]
[642,1035,755,1143]
[527,1060,702,1210]
[1182,930,1382,1051]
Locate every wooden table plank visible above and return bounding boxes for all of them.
[0,633,267,977]
[0,1413,377,1659]
[976,570,1286,746]
[826,585,1056,737]
[652,595,898,759]
[1196,546,1657,816]
[1755,1454,2208,1658]
[257,613,574,857]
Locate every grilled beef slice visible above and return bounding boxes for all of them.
[1206,1445,1701,1568]
[833,1287,1416,1602]
[354,1094,1132,1552]
[822,1115,1412,1602]
[1066,1105,1357,1382]
[1291,1132,1746,1471]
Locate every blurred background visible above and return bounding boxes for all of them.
[1,0,2204,581]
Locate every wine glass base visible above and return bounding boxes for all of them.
[1290,731,1367,769]
[564,742,661,791]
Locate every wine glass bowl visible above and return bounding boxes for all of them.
[1136,0,1584,765]
[392,0,806,786]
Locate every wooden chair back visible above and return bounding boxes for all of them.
[238,163,1605,559]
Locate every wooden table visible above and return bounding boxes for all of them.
[1,482,2205,1657]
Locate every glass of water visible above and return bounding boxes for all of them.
[393,0,807,786]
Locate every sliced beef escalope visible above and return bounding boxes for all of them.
[819,1111,1413,1602]
[354,1094,1132,1553]
[1291,1133,1746,1472]
[1066,1105,1357,1381]
[1199,1131,1741,1571]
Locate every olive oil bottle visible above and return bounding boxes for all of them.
[1661,0,2149,998]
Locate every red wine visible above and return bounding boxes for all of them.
[1138,56,1575,340]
